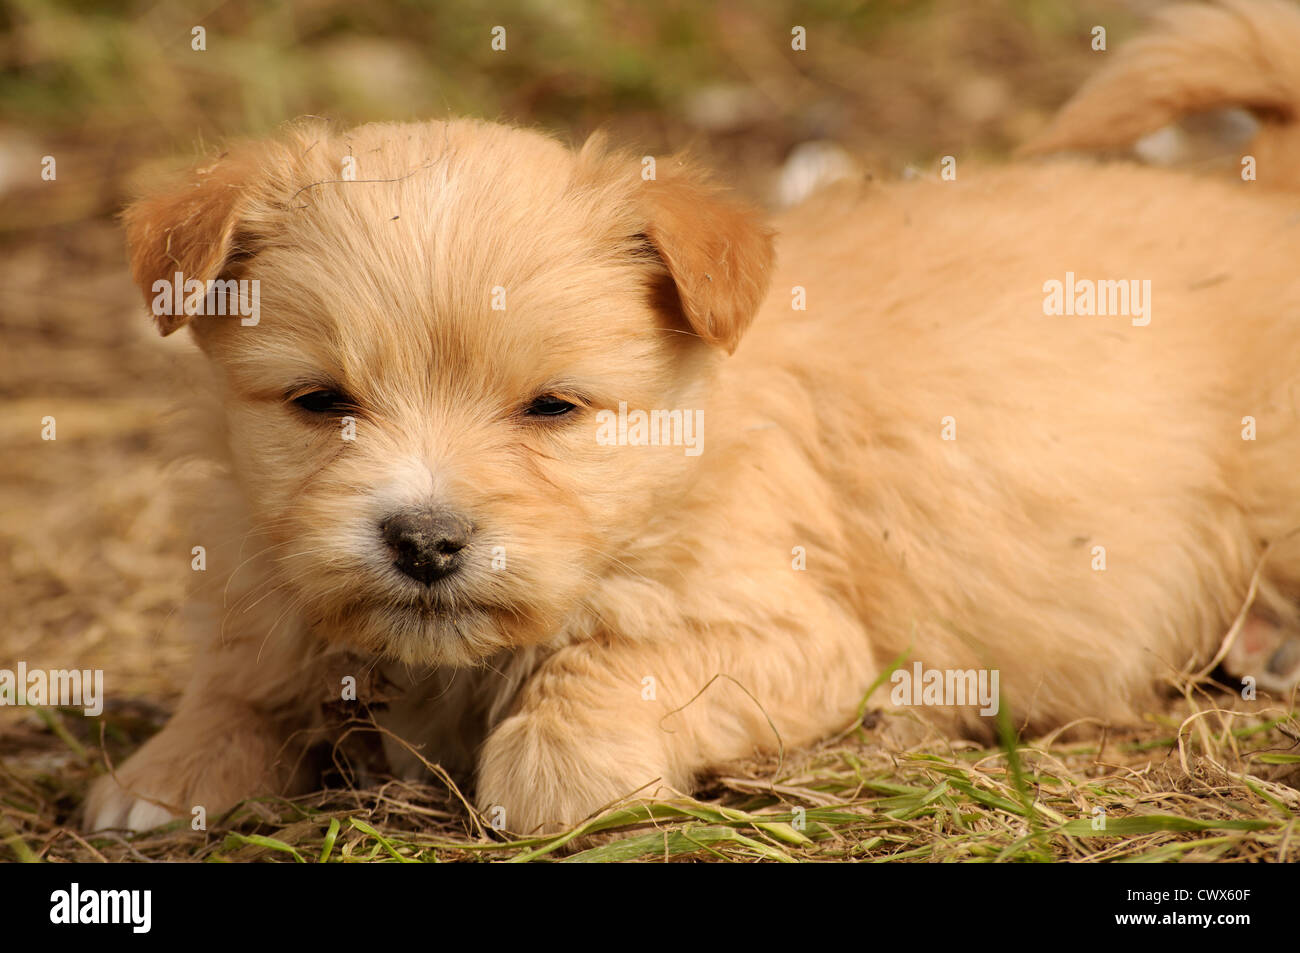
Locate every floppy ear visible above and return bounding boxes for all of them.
[639,159,774,354]
[123,150,258,336]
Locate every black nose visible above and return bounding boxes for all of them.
[380,509,473,585]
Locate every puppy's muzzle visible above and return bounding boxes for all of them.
[380,508,474,585]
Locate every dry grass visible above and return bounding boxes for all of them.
[5,0,1297,863]
[3,685,1298,862]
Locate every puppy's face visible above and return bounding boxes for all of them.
[126,119,772,666]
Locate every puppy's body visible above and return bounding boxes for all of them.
[389,162,1300,800]
[87,0,1300,834]
[749,164,1300,727]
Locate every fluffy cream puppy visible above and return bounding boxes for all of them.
[87,0,1300,835]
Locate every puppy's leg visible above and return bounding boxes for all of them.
[476,609,872,835]
[84,625,324,833]
[85,695,303,833]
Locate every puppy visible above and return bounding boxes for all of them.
[87,0,1300,835]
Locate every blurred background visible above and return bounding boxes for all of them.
[0,0,1169,841]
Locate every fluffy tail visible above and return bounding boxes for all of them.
[1020,0,1300,185]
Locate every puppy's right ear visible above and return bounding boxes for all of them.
[123,151,258,336]
[637,158,774,355]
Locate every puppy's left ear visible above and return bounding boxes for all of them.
[639,160,774,354]
[123,149,260,336]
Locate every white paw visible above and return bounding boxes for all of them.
[84,775,181,833]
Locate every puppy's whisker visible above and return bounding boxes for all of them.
[221,536,306,608]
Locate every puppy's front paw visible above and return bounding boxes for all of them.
[84,772,184,834]
[82,709,292,833]
[476,708,678,836]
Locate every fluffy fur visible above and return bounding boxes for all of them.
[87,0,1300,835]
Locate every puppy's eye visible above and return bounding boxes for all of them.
[291,389,354,415]
[525,395,578,418]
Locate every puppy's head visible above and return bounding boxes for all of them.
[124,119,773,665]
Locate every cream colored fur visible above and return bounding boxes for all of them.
[86,1,1300,835]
